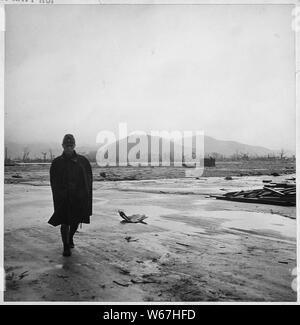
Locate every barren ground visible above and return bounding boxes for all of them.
[4,171,296,302]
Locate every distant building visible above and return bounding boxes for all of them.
[204,157,216,167]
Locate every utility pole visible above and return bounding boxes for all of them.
[49,149,54,161]
[41,152,47,162]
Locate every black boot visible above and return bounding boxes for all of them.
[63,244,71,257]
[61,224,72,257]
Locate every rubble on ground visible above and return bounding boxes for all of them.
[213,181,296,206]
[118,210,148,223]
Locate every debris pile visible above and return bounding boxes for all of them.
[214,182,296,206]
[118,210,148,223]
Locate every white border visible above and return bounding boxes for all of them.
[295,0,300,306]
[0,0,298,306]
[0,3,4,305]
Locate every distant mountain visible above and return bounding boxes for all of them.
[203,135,275,157]
[5,134,284,162]
[90,134,278,164]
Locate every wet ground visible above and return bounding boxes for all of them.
[4,175,296,302]
[4,159,296,183]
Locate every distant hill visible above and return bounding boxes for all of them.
[94,134,277,165]
[203,135,275,157]
[5,134,287,162]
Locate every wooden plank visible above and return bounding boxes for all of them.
[215,196,295,206]
[263,186,285,196]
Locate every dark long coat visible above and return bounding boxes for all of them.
[48,151,93,227]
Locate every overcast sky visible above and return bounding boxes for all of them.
[5,4,295,151]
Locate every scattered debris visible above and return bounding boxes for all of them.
[287,177,296,181]
[131,279,158,284]
[270,172,280,177]
[18,271,29,280]
[225,176,233,180]
[125,236,139,242]
[213,183,296,206]
[56,274,69,279]
[262,180,272,183]
[118,210,148,224]
[158,253,172,264]
[6,272,15,281]
[278,261,289,264]
[176,242,191,247]
[99,172,106,178]
[119,269,131,275]
[113,280,129,287]
[12,174,22,178]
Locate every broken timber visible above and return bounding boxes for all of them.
[118,210,148,223]
[213,183,296,206]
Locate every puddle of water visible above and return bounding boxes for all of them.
[118,204,296,239]
[194,210,296,239]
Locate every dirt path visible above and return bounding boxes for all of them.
[4,179,296,302]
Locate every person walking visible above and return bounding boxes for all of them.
[48,134,93,257]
